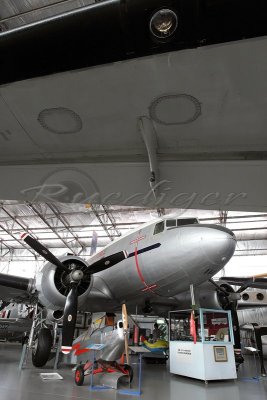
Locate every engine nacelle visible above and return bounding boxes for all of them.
[174,281,237,310]
[36,255,93,311]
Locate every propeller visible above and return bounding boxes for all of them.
[21,232,127,353]
[122,303,130,365]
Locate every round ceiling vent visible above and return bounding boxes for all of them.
[38,107,82,134]
[149,94,201,125]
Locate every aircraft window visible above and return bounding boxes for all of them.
[154,221,164,235]
[166,219,176,227]
[177,218,199,226]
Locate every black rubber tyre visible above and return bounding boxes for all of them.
[123,364,134,382]
[75,365,85,386]
[32,328,53,367]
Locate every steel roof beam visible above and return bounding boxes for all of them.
[26,202,77,255]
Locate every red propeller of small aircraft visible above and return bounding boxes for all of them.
[21,232,128,354]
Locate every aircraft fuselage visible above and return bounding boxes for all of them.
[82,218,236,312]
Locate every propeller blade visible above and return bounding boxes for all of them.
[89,251,128,274]
[61,285,78,354]
[21,233,69,272]
[252,273,267,279]
[122,303,130,365]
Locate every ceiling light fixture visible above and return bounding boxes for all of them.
[150,9,178,40]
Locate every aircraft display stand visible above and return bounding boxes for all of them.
[240,347,261,382]
[169,308,237,383]
[86,344,129,391]
[118,346,151,396]
[19,342,29,370]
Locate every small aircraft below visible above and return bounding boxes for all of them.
[72,305,132,386]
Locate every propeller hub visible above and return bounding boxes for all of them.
[71,270,84,282]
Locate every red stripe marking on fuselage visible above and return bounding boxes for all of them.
[130,235,146,244]
[134,246,157,294]
[141,284,158,292]
[134,246,146,284]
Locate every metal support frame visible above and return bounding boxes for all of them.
[0,221,36,258]
[0,203,40,260]
[46,203,85,254]
[88,204,121,242]
[26,202,77,255]
[53,329,62,370]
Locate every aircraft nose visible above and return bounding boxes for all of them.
[199,225,236,266]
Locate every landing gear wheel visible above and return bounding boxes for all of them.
[75,365,85,386]
[123,364,134,382]
[32,328,53,367]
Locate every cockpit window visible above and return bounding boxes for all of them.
[166,219,176,227]
[154,221,164,235]
[177,218,199,226]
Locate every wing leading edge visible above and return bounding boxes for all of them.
[220,276,267,290]
[0,273,34,303]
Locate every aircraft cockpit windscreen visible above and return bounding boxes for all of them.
[166,219,176,227]
[154,218,199,234]
[177,218,199,226]
[153,221,164,235]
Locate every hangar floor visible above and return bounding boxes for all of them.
[0,344,267,400]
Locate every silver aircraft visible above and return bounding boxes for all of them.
[0,216,236,364]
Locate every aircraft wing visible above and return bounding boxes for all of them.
[219,276,267,290]
[0,273,35,303]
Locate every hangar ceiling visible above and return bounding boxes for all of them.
[0,0,95,31]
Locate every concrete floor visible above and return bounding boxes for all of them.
[0,343,267,400]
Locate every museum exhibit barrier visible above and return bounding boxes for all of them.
[169,308,237,382]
